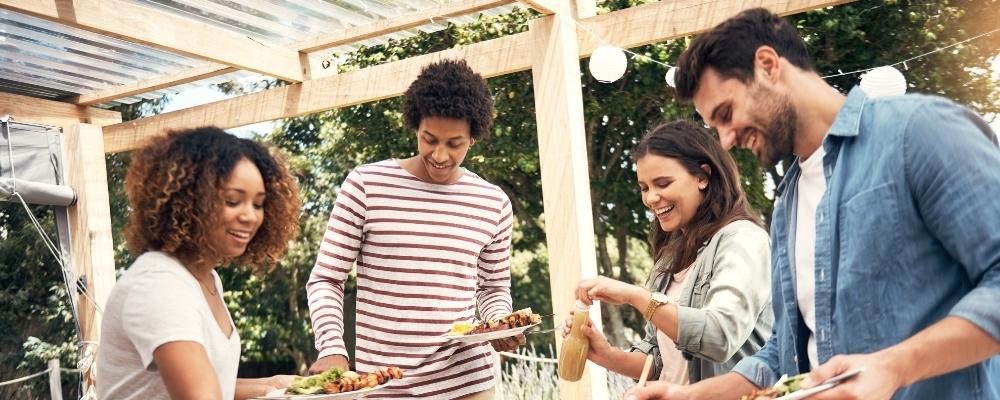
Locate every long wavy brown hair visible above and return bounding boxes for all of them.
[633,121,760,276]
[124,127,301,269]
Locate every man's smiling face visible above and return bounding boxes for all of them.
[693,67,797,166]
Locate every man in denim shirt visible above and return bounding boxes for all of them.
[626,7,1000,400]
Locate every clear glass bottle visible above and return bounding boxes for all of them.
[558,300,591,381]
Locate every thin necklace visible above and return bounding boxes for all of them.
[197,275,219,297]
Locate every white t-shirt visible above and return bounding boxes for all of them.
[96,251,241,400]
[794,145,827,369]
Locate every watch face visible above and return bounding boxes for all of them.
[652,292,670,303]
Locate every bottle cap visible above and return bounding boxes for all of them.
[574,299,590,311]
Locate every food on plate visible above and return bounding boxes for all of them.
[447,308,542,336]
[286,366,403,395]
[739,373,807,400]
[448,321,475,336]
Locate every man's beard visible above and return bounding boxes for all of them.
[752,90,797,167]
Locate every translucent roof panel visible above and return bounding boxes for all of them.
[0,8,212,101]
[1,1,522,106]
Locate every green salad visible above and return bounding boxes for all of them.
[774,373,808,394]
[287,368,344,395]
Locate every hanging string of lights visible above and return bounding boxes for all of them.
[575,12,999,98]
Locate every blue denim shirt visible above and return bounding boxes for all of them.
[732,87,1000,399]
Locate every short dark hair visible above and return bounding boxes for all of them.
[674,8,815,100]
[403,59,495,140]
[633,120,759,275]
[125,127,301,269]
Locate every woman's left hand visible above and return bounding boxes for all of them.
[490,334,526,352]
[576,276,647,307]
[263,375,297,393]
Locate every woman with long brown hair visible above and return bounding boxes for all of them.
[565,120,772,383]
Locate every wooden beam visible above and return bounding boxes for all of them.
[102,32,533,153]
[1,92,122,126]
[101,0,854,153]
[293,0,517,53]
[60,123,116,396]
[574,0,596,18]
[71,0,515,105]
[0,0,304,82]
[72,65,237,106]
[529,13,607,400]
[576,0,857,54]
[517,0,566,16]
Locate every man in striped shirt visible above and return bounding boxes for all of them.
[306,59,521,399]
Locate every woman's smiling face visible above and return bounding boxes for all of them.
[207,158,266,259]
[636,154,707,232]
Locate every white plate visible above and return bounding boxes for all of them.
[774,368,864,400]
[443,323,539,343]
[255,382,390,400]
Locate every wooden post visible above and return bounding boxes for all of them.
[47,359,63,400]
[60,124,116,395]
[530,13,608,400]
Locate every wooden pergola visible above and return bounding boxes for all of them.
[0,0,851,398]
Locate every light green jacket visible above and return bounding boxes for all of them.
[629,219,773,382]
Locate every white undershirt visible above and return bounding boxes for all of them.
[794,144,827,369]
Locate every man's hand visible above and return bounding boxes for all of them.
[624,381,691,400]
[801,353,904,400]
[490,334,526,352]
[308,355,349,375]
[576,276,646,307]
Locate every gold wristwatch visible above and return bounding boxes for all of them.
[643,292,670,320]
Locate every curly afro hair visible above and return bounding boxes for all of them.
[124,127,301,270]
[403,59,495,140]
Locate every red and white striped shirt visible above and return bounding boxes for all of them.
[307,160,513,399]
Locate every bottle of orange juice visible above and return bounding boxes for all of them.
[558,300,590,381]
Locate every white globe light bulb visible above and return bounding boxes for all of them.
[860,66,907,98]
[589,45,628,83]
[665,66,677,87]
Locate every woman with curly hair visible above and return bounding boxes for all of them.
[306,59,519,399]
[96,127,302,400]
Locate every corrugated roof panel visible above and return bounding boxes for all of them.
[1,0,522,106]
[0,77,75,100]
[0,8,211,99]
[1,10,203,69]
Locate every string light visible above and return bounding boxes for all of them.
[560,15,673,85]
[820,27,1000,79]
[560,13,998,90]
[665,66,677,87]
[860,66,907,97]
[589,45,628,82]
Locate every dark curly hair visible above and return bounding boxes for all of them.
[124,127,301,269]
[403,59,495,140]
[674,8,815,100]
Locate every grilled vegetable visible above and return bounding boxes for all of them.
[739,373,809,399]
[287,366,405,395]
[287,368,343,395]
